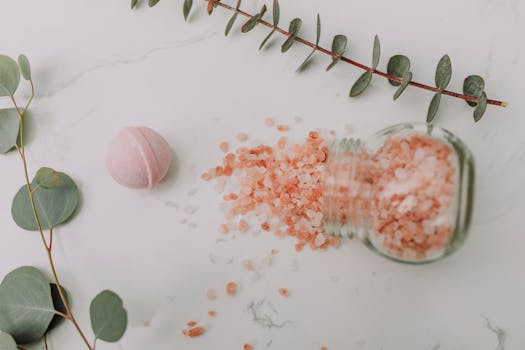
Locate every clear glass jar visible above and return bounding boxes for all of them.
[322,123,475,264]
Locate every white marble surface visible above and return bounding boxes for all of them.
[0,0,524,349]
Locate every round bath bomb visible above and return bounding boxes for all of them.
[106,126,172,189]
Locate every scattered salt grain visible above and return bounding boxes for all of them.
[237,133,249,142]
[206,289,217,301]
[219,142,230,153]
[226,282,237,296]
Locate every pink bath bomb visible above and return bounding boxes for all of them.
[106,126,172,189]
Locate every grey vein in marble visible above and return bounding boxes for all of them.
[483,316,507,350]
[39,32,218,99]
[247,299,291,330]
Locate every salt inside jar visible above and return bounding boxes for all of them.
[323,123,474,263]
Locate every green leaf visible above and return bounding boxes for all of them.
[426,92,441,123]
[0,332,17,350]
[131,0,138,9]
[349,71,373,97]
[296,48,316,72]
[225,13,238,36]
[473,91,487,122]
[17,55,31,81]
[281,18,302,53]
[463,75,485,107]
[326,34,347,71]
[241,5,266,33]
[35,167,62,189]
[46,284,68,334]
[0,55,20,97]
[273,0,280,26]
[183,0,193,20]
[225,0,241,36]
[435,54,452,90]
[296,15,320,72]
[11,171,80,231]
[315,14,321,46]
[0,108,20,154]
[393,71,412,100]
[90,290,127,343]
[386,55,410,86]
[372,35,380,69]
[148,0,160,7]
[0,267,55,344]
[259,29,275,50]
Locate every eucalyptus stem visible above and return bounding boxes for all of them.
[11,90,95,350]
[208,0,507,107]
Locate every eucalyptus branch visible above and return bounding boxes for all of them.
[0,54,127,350]
[10,92,95,350]
[144,0,508,122]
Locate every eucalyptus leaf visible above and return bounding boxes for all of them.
[241,5,266,33]
[131,0,138,9]
[46,284,68,334]
[0,267,55,345]
[281,18,302,53]
[11,171,79,231]
[386,55,410,86]
[393,71,412,100]
[148,0,160,7]
[273,0,280,26]
[18,55,31,81]
[225,13,238,36]
[463,75,485,107]
[259,29,275,49]
[473,91,487,122]
[0,332,17,350]
[296,14,320,71]
[35,167,61,189]
[435,54,452,90]
[372,35,380,69]
[426,92,441,123]
[0,55,20,97]
[296,48,316,72]
[90,290,127,343]
[326,34,347,71]
[0,108,20,154]
[349,71,372,97]
[183,0,193,21]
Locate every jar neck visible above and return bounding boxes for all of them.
[322,138,375,239]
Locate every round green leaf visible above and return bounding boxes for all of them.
[349,71,373,97]
[387,55,410,86]
[0,267,55,345]
[17,55,31,81]
[463,75,485,107]
[0,331,17,350]
[90,290,127,343]
[0,56,20,96]
[435,54,452,90]
[0,108,20,154]
[326,34,347,71]
[11,171,79,231]
[35,167,62,189]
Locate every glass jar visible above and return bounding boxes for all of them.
[322,123,475,264]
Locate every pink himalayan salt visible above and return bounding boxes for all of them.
[205,129,456,258]
[106,126,171,189]
[206,131,331,251]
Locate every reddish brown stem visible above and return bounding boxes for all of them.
[210,0,507,107]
